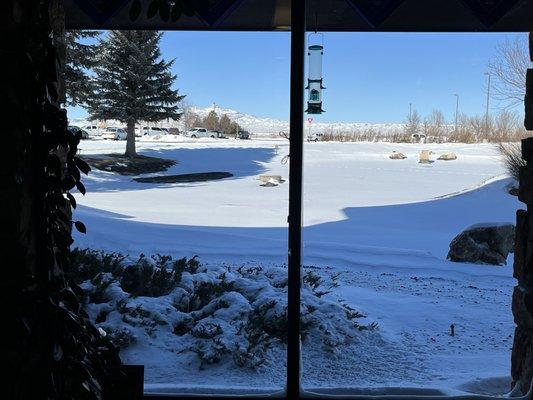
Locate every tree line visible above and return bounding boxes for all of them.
[181,108,244,136]
[401,108,528,143]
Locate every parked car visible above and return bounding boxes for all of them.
[102,127,127,140]
[214,131,228,139]
[68,125,89,139]
[81,124,102,136]
[307,132,324,142]
[237,130,251,140]
[139,126,168,136]
[184,127,217,138]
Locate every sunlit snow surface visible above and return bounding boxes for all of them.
[74,138,520,395]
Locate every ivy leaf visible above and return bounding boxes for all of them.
[75,180,86,195]
[67,192,77,209]
[74,221,86,234]
[147,0,160,18]
[62,176,76,191]
[74,157,91,175]
[129,0,142,21]
[68,160,80,182]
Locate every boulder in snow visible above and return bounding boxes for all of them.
[447,223,515,266]
[438,152,457,161]
[389,151,407,160]
[418,150,434,164]
[259,175,284,184]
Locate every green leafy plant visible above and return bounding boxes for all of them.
[4,2,122,397]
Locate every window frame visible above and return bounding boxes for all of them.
[93,1,529,398]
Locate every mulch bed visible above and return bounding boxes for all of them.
[133,172,233,184]
[82,154,175,175]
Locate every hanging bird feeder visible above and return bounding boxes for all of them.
[306,34,325,115]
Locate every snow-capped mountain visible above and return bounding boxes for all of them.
[68,105,405,137]
[189,106,404,136]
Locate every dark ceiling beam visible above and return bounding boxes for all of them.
[459,0,522,28]
[272,0,291,30]
[63,0,532,31]
[344,0,405,28]
[193,0,245,27]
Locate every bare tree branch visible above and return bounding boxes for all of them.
[488,35,532,108]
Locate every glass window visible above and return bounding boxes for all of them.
[69,30,290,397]
[302,32,527,397]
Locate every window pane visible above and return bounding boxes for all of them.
[69,30,289,396]
[302,32,526,396]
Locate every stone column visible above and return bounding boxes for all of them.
[512,31,533,395]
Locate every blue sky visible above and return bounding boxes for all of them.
[68,31,525,124]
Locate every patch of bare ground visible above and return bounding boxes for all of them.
[133,172,233,183]
[82,154,175,175]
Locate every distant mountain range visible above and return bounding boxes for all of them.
[69,105,405,137]
[189,106,405,136]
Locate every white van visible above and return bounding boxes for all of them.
[307,132,324,142]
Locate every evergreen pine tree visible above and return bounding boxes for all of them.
[219,114,232,134]
[88,31,185,157]
[203,110,219,131]
[64,30,100,106]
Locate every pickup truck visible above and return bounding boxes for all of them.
[184,127,217,138]
[237,130,251,140]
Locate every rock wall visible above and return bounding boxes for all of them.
[512,31,533,395]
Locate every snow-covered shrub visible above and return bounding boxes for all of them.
[104,326,137,348]
[120,255,175,297]
[69,248,125,284]
[72,249,377,370]
[88,273,116,304]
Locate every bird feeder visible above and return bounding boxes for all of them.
[306,42,325,114]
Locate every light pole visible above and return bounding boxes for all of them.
[409,102,412,120]
[484,72,491,135]
[453,93,459,133]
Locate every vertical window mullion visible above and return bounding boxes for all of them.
[287,0,306,399]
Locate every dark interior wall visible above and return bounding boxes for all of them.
[1,0,58,396]
[513,32,533,395]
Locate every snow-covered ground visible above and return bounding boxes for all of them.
[74,138,521,395]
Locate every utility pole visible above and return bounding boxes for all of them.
[409,102,412,120]
[484,72,491,136]
[453,93,459,133]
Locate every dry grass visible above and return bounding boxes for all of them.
[498,142,526,182]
